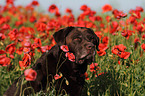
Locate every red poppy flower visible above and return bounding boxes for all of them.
[112,44,131,59]
[55,10,61,17]
[83,72,89,80]
[6,0,14,5]
[16,47,24,55]
[118,11,127,18]
[36,22,46,32]
[50,38,56,46]
[142,34,145,40]
[19,54,31,70]
[60,45,69,52]
[8,29,18,41]
[113,9,127,19]
[1,24,11,30]
[0,33,6,40]
[96,72,107,77]
[102,4,112,13]
[10,54,14,59]
[98,43,108,51]
[65,52,75,62]
[94,16,102,22]
[136,23,144,32]
[0,54,11,66]
[112,21,119,29]
[100,23,104,28]
[141,43,145,51]
[31,0,39,6]
[134,38,140,43]
[40,45,50,53]
[24,68,37,81]
[119,20,126,27]
[29,16,36,23]
[116,44,126,52]
[23,41,31,47]
[110,21,119,34]
[102,36,109,45]
[0,50,6,54]
[121,30,133,39]
[128,16,136,24]
[66,8,72,13]
[33,38,42,48]
[54,74,62,80]
[80,5,88,11]
[132,10,141,19]
[0,17,6,25]
[23,47,31,54]
[136,6,144,12]
[111,48,119,55]
[5,43,16,54]
[118,60,121,65]
[106,16,111,22]
[118,52,130,59]
[15,21,23,27]
[97,50,106,56]
[48,4,58,13]
[90,63,100,73]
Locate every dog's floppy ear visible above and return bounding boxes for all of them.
[87,28,100,51]
[53,26,75,45]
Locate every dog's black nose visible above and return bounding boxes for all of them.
[86,43,94,50]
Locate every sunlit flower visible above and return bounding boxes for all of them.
[19,54,31,70]
[60,45,69,52]
[24,68,37,81]
[54,74,62,80]
[65,52,75,62]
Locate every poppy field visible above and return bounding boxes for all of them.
[1,0,145,96]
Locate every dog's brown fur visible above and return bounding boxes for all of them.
[4,26,99,96]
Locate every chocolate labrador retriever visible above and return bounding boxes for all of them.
[4,26,99,96]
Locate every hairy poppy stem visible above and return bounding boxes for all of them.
[56,52,64,74]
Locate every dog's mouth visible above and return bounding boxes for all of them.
[76,51,96,64]
[78,55,88,64]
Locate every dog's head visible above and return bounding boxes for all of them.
[53,26,99,64]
